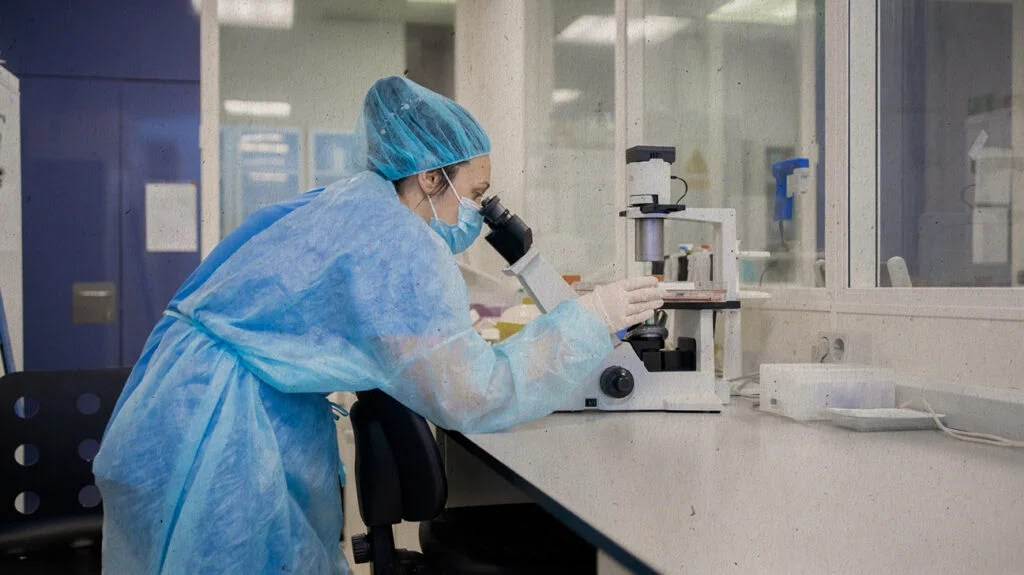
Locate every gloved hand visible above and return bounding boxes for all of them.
[578,276,665,334]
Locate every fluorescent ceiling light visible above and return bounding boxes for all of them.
[248,172,290,183]
[557,15,690,45]
[224,100,292,118]
[239,142,290,154]
[556,15,615,45]
[552,89,582,104]
[240,133,284,143]
[191,0,294,29]
[708,0,797,26]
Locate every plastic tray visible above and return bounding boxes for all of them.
[826,407,944,432]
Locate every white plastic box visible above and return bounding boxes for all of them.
[758,364,896,421]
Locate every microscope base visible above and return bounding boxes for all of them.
[559,343,724,413]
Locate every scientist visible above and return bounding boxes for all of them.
[93,76,663,574]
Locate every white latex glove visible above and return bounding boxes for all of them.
[578,276,665,334]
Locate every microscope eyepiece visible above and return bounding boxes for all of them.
[480,196,533,264]
[480,195,518,228]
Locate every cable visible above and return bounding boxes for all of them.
[758,261,778,286]
[757,221,790,287]
[724,372,761,398]
[714,367,760,398]
[899,397,1024,449]
[671,175,689,203]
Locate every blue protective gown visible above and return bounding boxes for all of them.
[93,171,612,574]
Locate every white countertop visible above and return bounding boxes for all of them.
[451,400,1024,574]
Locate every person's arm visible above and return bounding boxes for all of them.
[356,229,666,432]
[374,297,611,433]
[329,221,610,432]
[181,180,624,432]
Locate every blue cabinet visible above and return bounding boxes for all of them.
[120,83,201,364]
[20,79,123,369]
[3,3,201,369]
[0,0,200,82]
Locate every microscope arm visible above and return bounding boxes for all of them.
[502,247,578,313]
[478,196,578,314]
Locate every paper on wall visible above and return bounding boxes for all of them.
[146,182,198,253]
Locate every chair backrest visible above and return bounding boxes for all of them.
[0,368,132,553]
[350,390,447,528]
[0,289,15,376]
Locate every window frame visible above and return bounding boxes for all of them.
[727,0,1024,320]
[843,0,1024,315]
[199,0,220,258]
[617,0,832,288]
[200,0,1024,319]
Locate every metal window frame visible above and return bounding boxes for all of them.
[198,0,1024,320]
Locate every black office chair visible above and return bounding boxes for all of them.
[0,368,132,575]
[349,390,596,575]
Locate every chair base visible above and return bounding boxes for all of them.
[0,544,101,575]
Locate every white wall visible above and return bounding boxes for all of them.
[0,66,22,370]
[523,1,620,280]
[456,0,624,284]
[743,303,1024,392]
[838,312,1024,390]
[1014,0,1024,286]
[454,1,529,283]
[741,307,832,369]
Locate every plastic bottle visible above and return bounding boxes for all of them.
[690,244,712,289]
[676,244,692,281]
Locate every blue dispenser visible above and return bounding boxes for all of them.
[771,157,810,222]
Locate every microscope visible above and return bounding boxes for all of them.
[480,145,741,412]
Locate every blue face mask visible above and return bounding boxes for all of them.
[426,171,483,254]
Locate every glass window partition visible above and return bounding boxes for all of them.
[522,0,619,280]
[217,0,455,237]
[878,0,1023,287]
[636,0,826,287]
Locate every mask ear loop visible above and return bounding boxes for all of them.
[418,169,445,219]
[412,169,447,213]
[442,168,481,211]
[425,189,440,219]
[441,169,462,203]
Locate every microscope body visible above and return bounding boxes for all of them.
[480,145,738,412]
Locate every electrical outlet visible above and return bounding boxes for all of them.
[813,331,872,364]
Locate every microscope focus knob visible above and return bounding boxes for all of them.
[600,367,634,399]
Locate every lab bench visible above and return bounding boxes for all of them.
[439,399,1024,574]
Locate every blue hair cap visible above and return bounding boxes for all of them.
[355,76,491,181]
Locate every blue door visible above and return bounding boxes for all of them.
[2,0,201,370]
[19,78,200,369]
[119,83,201,365]
[20,79,123,370]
